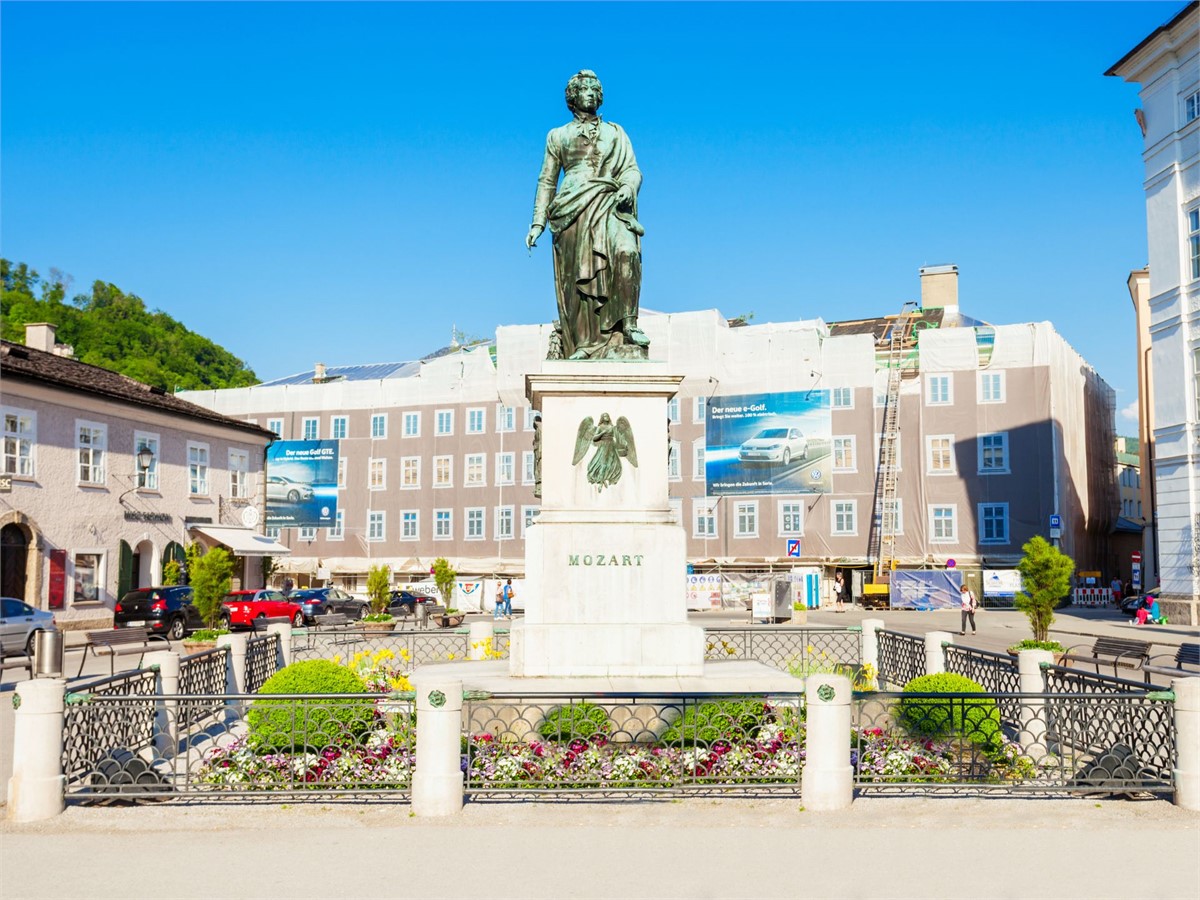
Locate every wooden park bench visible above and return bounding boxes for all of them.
[251,616,292,633]
[0,644,33,682]
[419,605,446,630]
[79,627,168,677]
[313,612,363,646]
[1143,643,1200,680]
[1059,636,1153,682]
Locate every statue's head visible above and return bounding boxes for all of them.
[565,70,603,114]
[599,412,612,424]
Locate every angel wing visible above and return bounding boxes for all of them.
[614,416,638,468]
[571,416,595,466]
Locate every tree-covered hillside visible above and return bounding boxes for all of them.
[1,259,258,391]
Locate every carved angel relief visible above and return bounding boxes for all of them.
[572,413,638,490]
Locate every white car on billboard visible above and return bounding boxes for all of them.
[266,474,314,503]
[738,427,808,465]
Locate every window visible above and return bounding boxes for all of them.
[831,386,853,410]
[832,500,857,536]
[926,374,952,406]
[402,412,420,438]
[978,371,1006,404]
[1190,208,1200,281]
[436,409,454,436]
[134,431,159,490]
[367,511,385,542]
[779,501,804,536]
[302,417,319,440]
[401,510,419,541]
[467,408,485,434]
[524,407,539,431]
[299,525,317,541]
[465,507,485,540]
[228,448,249,498]
[668,441,681,480]
[832,436,856,472]
[522,451,535,485]
[929,505,957,543]
[433,455,453,488]
[667,397,681,424]
[978,433,1009,473]
[496,405,515,432]
[434,509,453,540]
[693,396,706,423]
[496,506,514,540]
[76,421,107,485]
[73,552,102,604]
[328,510,345,541]
[693,498,718,538]
[266,418,283,437]
[371,413,387,439]
[369,458,386,490]
[692,439,705,481]
[1187,90,1200,124]
[465,453,485,486]
[522,505,539,535]
[331,416,348,440]
[734,500,758,538]
[881,499,903,536]
[3,408,36,478]
[496,452,515,485]
[186,441,209,494]
[400,457,420,489]
[337,457,346,489]
[980,505,1008,544]
[265,526,282,539]
[926,435,956,475]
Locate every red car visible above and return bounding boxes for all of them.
[221,589,305,629]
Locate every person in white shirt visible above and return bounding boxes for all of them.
[959,582,978,635]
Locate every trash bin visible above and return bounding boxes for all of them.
[416,603,430,630]
[33,629,64,677]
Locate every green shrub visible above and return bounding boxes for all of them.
[538,702,612,741]
[661,699,769,747]
[247,661,373,752]
[1008,639,1065,654]
[899,673,1001,748]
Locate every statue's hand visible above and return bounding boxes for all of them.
[525,225,544,249]
[615,185,635,212]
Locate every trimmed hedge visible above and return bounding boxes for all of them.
[899,673,1002,748]
[538,702,612,741]
[247,660,373,752]
[661,699,770,747]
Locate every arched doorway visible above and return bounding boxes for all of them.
[1,523,29,601]
[162,542,185,584]
[135,539,156,587]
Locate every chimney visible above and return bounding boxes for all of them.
[313,362,327,383]
[24,322,57,352]
[919,265,958,309]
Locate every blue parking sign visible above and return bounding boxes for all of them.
[786,539,801,557]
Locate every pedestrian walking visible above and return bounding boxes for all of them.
[493,581,504,620]
[833,571,847,612]
[959,582,978,635]
[1109,575,1123,606]
[502,578,515,618]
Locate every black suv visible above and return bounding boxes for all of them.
[114,586,203,640]
[290,587,368,623]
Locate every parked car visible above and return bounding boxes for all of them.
[738,427,808,465]
[388,589,437,617]
[0,597,57,656]
[114,586,203,640]
[221,589,305,629]
[1118,590,1159,618]
[290,587,368,622]
[266,475,313,503]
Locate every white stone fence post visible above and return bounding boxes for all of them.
[145,650,181,755]
[410,675,464,816]
[218,633,249,694]
[801,674,853,810]
[468,621,495,660]
[1174,677,1200,810]
[860,618,884,682]
[6,677,67,822]
[267,623,293,670]
[925,631,953,676]
[1016,649,1054,758]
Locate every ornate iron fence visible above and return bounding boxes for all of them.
[178,647,230,728]
[703,627,860,672]
[1041,664,1168,695]
[62,669,158,784]
[876,630,925,688]
[463,691,805,798]
[291,628,472,665]
[944,645,1021,723]
[244,634,280,693]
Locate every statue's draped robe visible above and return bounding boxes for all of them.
[533,115,643,359]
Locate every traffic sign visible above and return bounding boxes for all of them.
[1049,514,1062,529]
[1131,552,1142,563]
[786,539,801,558]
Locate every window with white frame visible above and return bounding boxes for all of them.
[299,525,317,541]
[496,405,515,432]
[734,500,758,538]
[265,525,281,539]
[1187,89,1200,124]
[978,433,1009,474]
[832,436,856,472]
[926,374,952,406]
[403,411,420,438]
[436,409,454,436]
[1189,207,1200,281]
[434,509,453,540]
[522,451,535,485]
[400,457,420,489]
[367,510,385,542]
[337,457,346,489]
[401,510,419,541]
[778,500,804,536]
[371,414,387,439]
[465,507,485,540]
[522,505,539,535]
[331,416,348,440]
[831,386,853,409]
[496,506,514,541]
[327,510,344,540]
[433,455,453,488]
[228,448,249,498]
[369,458,386,490]
[668,441,681,480]
[524,407,538,431]
[266,418,283,437]
[134,431,159,490]
[77,421,107,485]
[980,503,1009,544]
[72,551,103,604]
[693,396,706,423]
[467,408,485,434]
[667,397,681,424]
[882,498,903,535]
[302,417,319,440]
[874,433,903,470]
[2,408,36,478]
[692,439,705,481]
[929,504,957,542]
[496,452,515,485]
[978,371,1006,403]
[693,498,718,539]
[832,500,857,536]
[186,441,209,494]
[465,453,485,486]
[926,435,956,475]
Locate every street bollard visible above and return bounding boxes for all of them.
[925,631,953,675]
[860,618,884,678]
[267,623,293,669]
[145,650,180,756]
[218,633,249,694]
[410,675,464,816]
[7,677,67,822]
[468,621,495,660]
[1017,650,1054,759]
[801,674,853,811]
[1173,676,1200,810]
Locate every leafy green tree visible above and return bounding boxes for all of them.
[191,547,234,630]
[162,559,182,587]
[366,564,392,618]
[1015,536,1074,643]
[432,557,456,607]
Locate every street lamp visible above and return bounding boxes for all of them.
[120,446,156,503]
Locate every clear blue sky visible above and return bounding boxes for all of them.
[0,1,1177,424]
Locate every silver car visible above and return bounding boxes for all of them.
[0,597,58,656]
[266,474,314,503]
[738,427,808,465]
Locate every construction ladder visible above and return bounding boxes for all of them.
[869,302,920,585]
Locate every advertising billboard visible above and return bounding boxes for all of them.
[705,391,831,496]
[890,570,962,610]
[265,440,339,528]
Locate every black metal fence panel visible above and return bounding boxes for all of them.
[63,669,158,784]
[703,627,861,673]
[944,645,1022,723]
[291,628,473,666]
[178,647,230,729]
[244,634,280,694]
[876,631,925,689]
